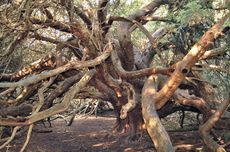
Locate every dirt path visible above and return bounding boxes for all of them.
[3,115,230,152]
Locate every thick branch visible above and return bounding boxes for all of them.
[0,104,32,117]
[142,75,174,152]
[0,50,111,88]
[42,72,84,110]
[73,6,92,30]
[0,70,96,126]
[0,54,56,81]
[111,49,172,79]
[199,98,230,152]
[153,13,229,109]
[30,18,71,33]
[117,0,170,70]
[173,89,211,116]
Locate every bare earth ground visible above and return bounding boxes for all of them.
[2,114,230,152]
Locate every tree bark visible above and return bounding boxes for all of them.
[142,75,174,152]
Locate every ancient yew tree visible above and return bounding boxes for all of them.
[0,0,230,151]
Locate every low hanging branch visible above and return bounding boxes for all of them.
[0,69,96,126]
[18,77,55,152]
[0,50,111,88]
[0,54,56,81]
[42,72,84,110]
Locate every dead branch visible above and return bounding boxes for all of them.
[42,72,84,110]
[20,124,33,152]
[26,70,96,124]
[18,76,56,152]
[7,83,40,105]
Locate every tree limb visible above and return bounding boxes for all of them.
[153,12,229,110]
[0,50,111,88]
[142,75,174,152]
[0,70,96,126]
[199,98,230,152]
[111,48,172,79]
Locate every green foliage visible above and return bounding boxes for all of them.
[109,0,151,17]
[175,0,214,25]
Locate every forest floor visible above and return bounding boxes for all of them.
[2,112,230,152]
